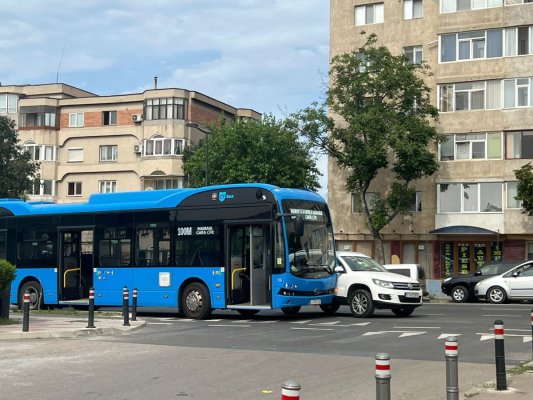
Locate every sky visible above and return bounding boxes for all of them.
[2,0,331,195]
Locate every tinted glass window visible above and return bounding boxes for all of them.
[175,225,222,266]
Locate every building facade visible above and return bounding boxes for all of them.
[0,83,260,203]
[329,0,533,278]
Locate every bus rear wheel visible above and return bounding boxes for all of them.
[320,303,340,315]
[181,282,212,320]
[18,281,42,310]
[237,309,259,316]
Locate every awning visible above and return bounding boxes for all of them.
[429,225,498,235]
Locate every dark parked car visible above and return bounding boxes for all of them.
[441,261,523,303]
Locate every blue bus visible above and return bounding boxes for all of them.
[0,184,337,318]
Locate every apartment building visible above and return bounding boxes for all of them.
[0,83,260,203]
[329,0,533,278]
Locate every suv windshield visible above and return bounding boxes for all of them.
[341,255,387,272]
[284,200,335,278]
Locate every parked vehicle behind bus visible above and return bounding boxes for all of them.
[0,184,337,319]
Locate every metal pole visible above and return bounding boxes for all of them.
[445,337,459,400]
[123,286,130,327]
[494,320,507,390]
[530,309,533,360]
[205,131,209,186]
[375,353,391,400]
[280,379,301,400]
[87,287,95,328]
[132,288,138,322]
[22,291,30,332]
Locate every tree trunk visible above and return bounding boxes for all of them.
[372,232,386,265]
[0,284,11,320]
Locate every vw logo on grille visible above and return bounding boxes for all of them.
[408,283,413,290]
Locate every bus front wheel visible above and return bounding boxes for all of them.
[18,281,42,310]
[281,306,301,316]
[181,282,212,320]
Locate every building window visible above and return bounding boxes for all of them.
[20,112,57,128]
[505,131,533,159]
[439,80,502,112]
[69,112,84,127]
[439,133,502,161]
[503,78,531,108]
[504,26,532,56]
[438,182,503,213]
[99,181,117,193]
[142,136,185,156]
[355,3,384,26]
[67,148,84,162]
[527,242,533,261]
[404,0,423,19]
[29,179,56,196]
[409,191,423,212]
[143,177,184,191]
[0,93,18,113]
[506,181,522,209]
[145,97,187,121]
[68,182,82,196]
[100,145,118,161]
[102,111,117,126]
[23,143,58,161]
[441,0,503,13]
[440,30,505,62]
[351,192,379,213]
[404,45,423,63]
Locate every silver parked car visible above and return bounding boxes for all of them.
[474,261,533,304]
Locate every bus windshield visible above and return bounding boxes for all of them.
[283,200,335,278]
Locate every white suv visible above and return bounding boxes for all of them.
[332,251,423,317]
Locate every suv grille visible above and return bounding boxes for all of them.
[392,282,420,290]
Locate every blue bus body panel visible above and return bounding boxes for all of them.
[10,268,58,305]
[272,273,336,309]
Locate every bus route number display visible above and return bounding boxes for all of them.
[289,208,325,222]
[177,226,217,236]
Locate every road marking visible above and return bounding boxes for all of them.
[206,319,222,322]
[256,320,278,324]
[351,322,372,326]
[437,334,462,340]
[524,337,532,343]
[506,329,530,332]
[394,326,441,329]
[208,324,251,327]
[420,313,446,316]
[290,327,334,331]
[290,320,312,324]
[483,315,523,318]
[234,320,251,323]
[477,333,531,341]
[316,321,341,325]
[482,308,526,311]
[363,331,426,337]
[149,322,173,325]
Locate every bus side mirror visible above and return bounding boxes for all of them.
[295,217,304,237]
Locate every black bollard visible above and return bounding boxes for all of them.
[494,320,507,390]
[132,288,138,322]
[123,286,130,327]
[22,291,30,333]
[375,353,391,400]
[445,337,459,400]
[530,310,533,360]
[87,288,95,328]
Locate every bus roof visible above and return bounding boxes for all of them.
[0,183,326,217]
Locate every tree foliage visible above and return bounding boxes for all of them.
[514,163,533,216]
[183,115,321,190]
[0,115,39,199]
[290,34,444,262]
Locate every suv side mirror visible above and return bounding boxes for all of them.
[512,271,519,278]
[474,271,482,276]
[334,266,345,273]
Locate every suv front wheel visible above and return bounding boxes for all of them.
[348,289,374,318]
[451,285,469,303]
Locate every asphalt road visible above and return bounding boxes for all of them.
[1,302,531,400]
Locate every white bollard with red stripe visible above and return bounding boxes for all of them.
[445,337,459,400]
[375,353,391,400]
[280,379,301,400]
[494,320,507,390]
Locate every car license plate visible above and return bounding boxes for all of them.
[405,292,419,298]
[310,299,321,305]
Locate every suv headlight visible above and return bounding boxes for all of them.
[443,277,452,283]
[372,278,395,289]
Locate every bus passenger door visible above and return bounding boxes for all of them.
[59,230,94,301]
[227,224,271,307]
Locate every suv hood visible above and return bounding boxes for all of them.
[348,270,419,283]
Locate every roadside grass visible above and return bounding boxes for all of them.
[10,307,121,318]
[508,362,533,375]
[0,317,18,325]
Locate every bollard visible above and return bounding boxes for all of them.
[280,379,301,400]
[123,286,130,327]
[86,288,96,328]
[132,288,138,322]
[494,320,507,390]
[530,309,533,359]
[22,291,30,332]
[445,337,459,400]
[375,353,391,400]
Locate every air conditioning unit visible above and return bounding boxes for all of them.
[132,114,143,122]
[134,145,141,154]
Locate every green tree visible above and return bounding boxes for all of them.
[514,163,533,215]
[291,34,444,263]
[0,115,39,199]
[183,115,321,190]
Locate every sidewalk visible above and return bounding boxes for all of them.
[464,362,533,400]
[0,312,145,340]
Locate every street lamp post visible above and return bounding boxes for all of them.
[186,122,211,186]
